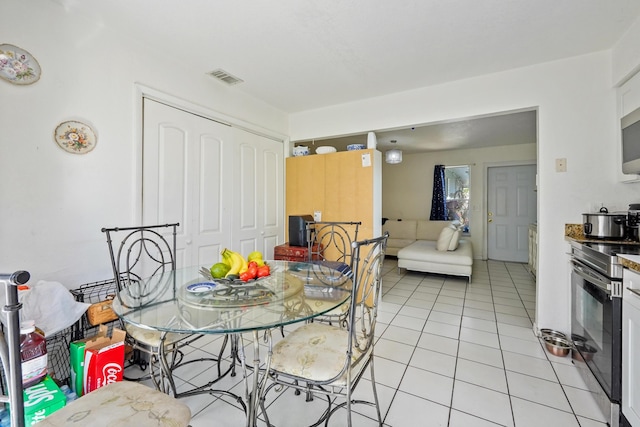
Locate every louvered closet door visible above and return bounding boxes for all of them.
[142,98,233,267]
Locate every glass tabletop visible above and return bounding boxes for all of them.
[111,260,352,335]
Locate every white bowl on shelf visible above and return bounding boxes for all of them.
[316,146,337,154]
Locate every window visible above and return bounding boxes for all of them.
[444,166,470,232]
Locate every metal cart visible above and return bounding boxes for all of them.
[0,270,30,427]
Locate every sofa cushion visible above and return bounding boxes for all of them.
[387,238,416,250]
[448,229,461,251]
[398,240,473,266]
[436,226,456,251]
[416,220,451,241]
[383,220,417,240]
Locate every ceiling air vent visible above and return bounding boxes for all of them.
[207,69,244,85]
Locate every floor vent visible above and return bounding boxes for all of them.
[207,69,244,85]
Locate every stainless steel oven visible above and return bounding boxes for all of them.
[570,241,640,427]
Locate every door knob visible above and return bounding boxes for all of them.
[488,219,493,223]
[186,239,192,245]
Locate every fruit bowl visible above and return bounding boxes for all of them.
[199,266,272,285]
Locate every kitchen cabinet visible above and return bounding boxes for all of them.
[622,267,640,426]
[285,149,382,243]
[616,71,640,183]
[528,223,537,277]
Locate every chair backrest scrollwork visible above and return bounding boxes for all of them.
[347,232,389,360]
[101,223,179,299]
[306,221,361,267]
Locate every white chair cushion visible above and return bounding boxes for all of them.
[125,324,186,348]
[436,225,456,251]
[37,381,191,427]
[270,323,367,385]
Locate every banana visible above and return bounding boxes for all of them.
[237,252,249,274]
[220,250,233,267]
[222,248,243,277]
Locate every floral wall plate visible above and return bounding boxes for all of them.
[0,44,41,85]
[54,121,98,154]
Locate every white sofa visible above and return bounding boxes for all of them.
[382,219,473,281]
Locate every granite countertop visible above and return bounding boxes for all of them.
[564,223,640,245]
[619,255,640,273]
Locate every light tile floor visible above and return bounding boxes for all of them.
[132,259,609,426]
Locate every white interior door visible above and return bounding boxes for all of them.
[142,98,233,267]
[231,128,283,260]
[487,164,537,262]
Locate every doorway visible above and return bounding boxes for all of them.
[487,164,537,262]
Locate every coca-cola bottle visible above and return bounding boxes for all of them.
[20,320,48,388]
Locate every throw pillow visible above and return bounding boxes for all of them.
[436,226,456,251]
[448,229,461,251]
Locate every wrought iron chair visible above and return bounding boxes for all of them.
[260,232,389,427]
[102,223,230,396]
[305,221,361,325]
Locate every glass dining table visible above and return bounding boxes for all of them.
[111,260,352,427]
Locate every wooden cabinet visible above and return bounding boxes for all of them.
[285,149,382,242]
[528,224,537,277]
[622,268,640,426]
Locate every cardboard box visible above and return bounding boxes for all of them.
[69,325,108,397]
[22,375,66,426]
[82,326,126,394]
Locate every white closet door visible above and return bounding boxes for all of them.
[142,98,233,267]
[231,128,284,260]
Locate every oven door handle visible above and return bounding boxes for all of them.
[571,260,612,295]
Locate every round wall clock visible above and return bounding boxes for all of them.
[0,44,41,85]
[54,120,98,154]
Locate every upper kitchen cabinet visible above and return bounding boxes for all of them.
[617,71,640,183]
[285,149,382,242]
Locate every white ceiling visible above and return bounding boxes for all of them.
[51,0,640,152]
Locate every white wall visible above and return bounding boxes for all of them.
[289,51,640,334]
[612,15,640,86]
[0,0,288,286]
[383,143,537,259]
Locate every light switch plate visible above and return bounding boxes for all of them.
[361,153,371,167]
[314,211,322,222]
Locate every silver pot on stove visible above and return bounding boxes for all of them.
[583,207,627,240]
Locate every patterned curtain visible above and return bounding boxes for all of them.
[429,165,448,220]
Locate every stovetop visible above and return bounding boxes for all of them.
[581,242,640,258]
[570,240,640,279]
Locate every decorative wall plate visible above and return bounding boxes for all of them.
[54,120,98,154]
[0,44,41,85]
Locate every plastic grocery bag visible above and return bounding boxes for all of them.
[0,280,89,336]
